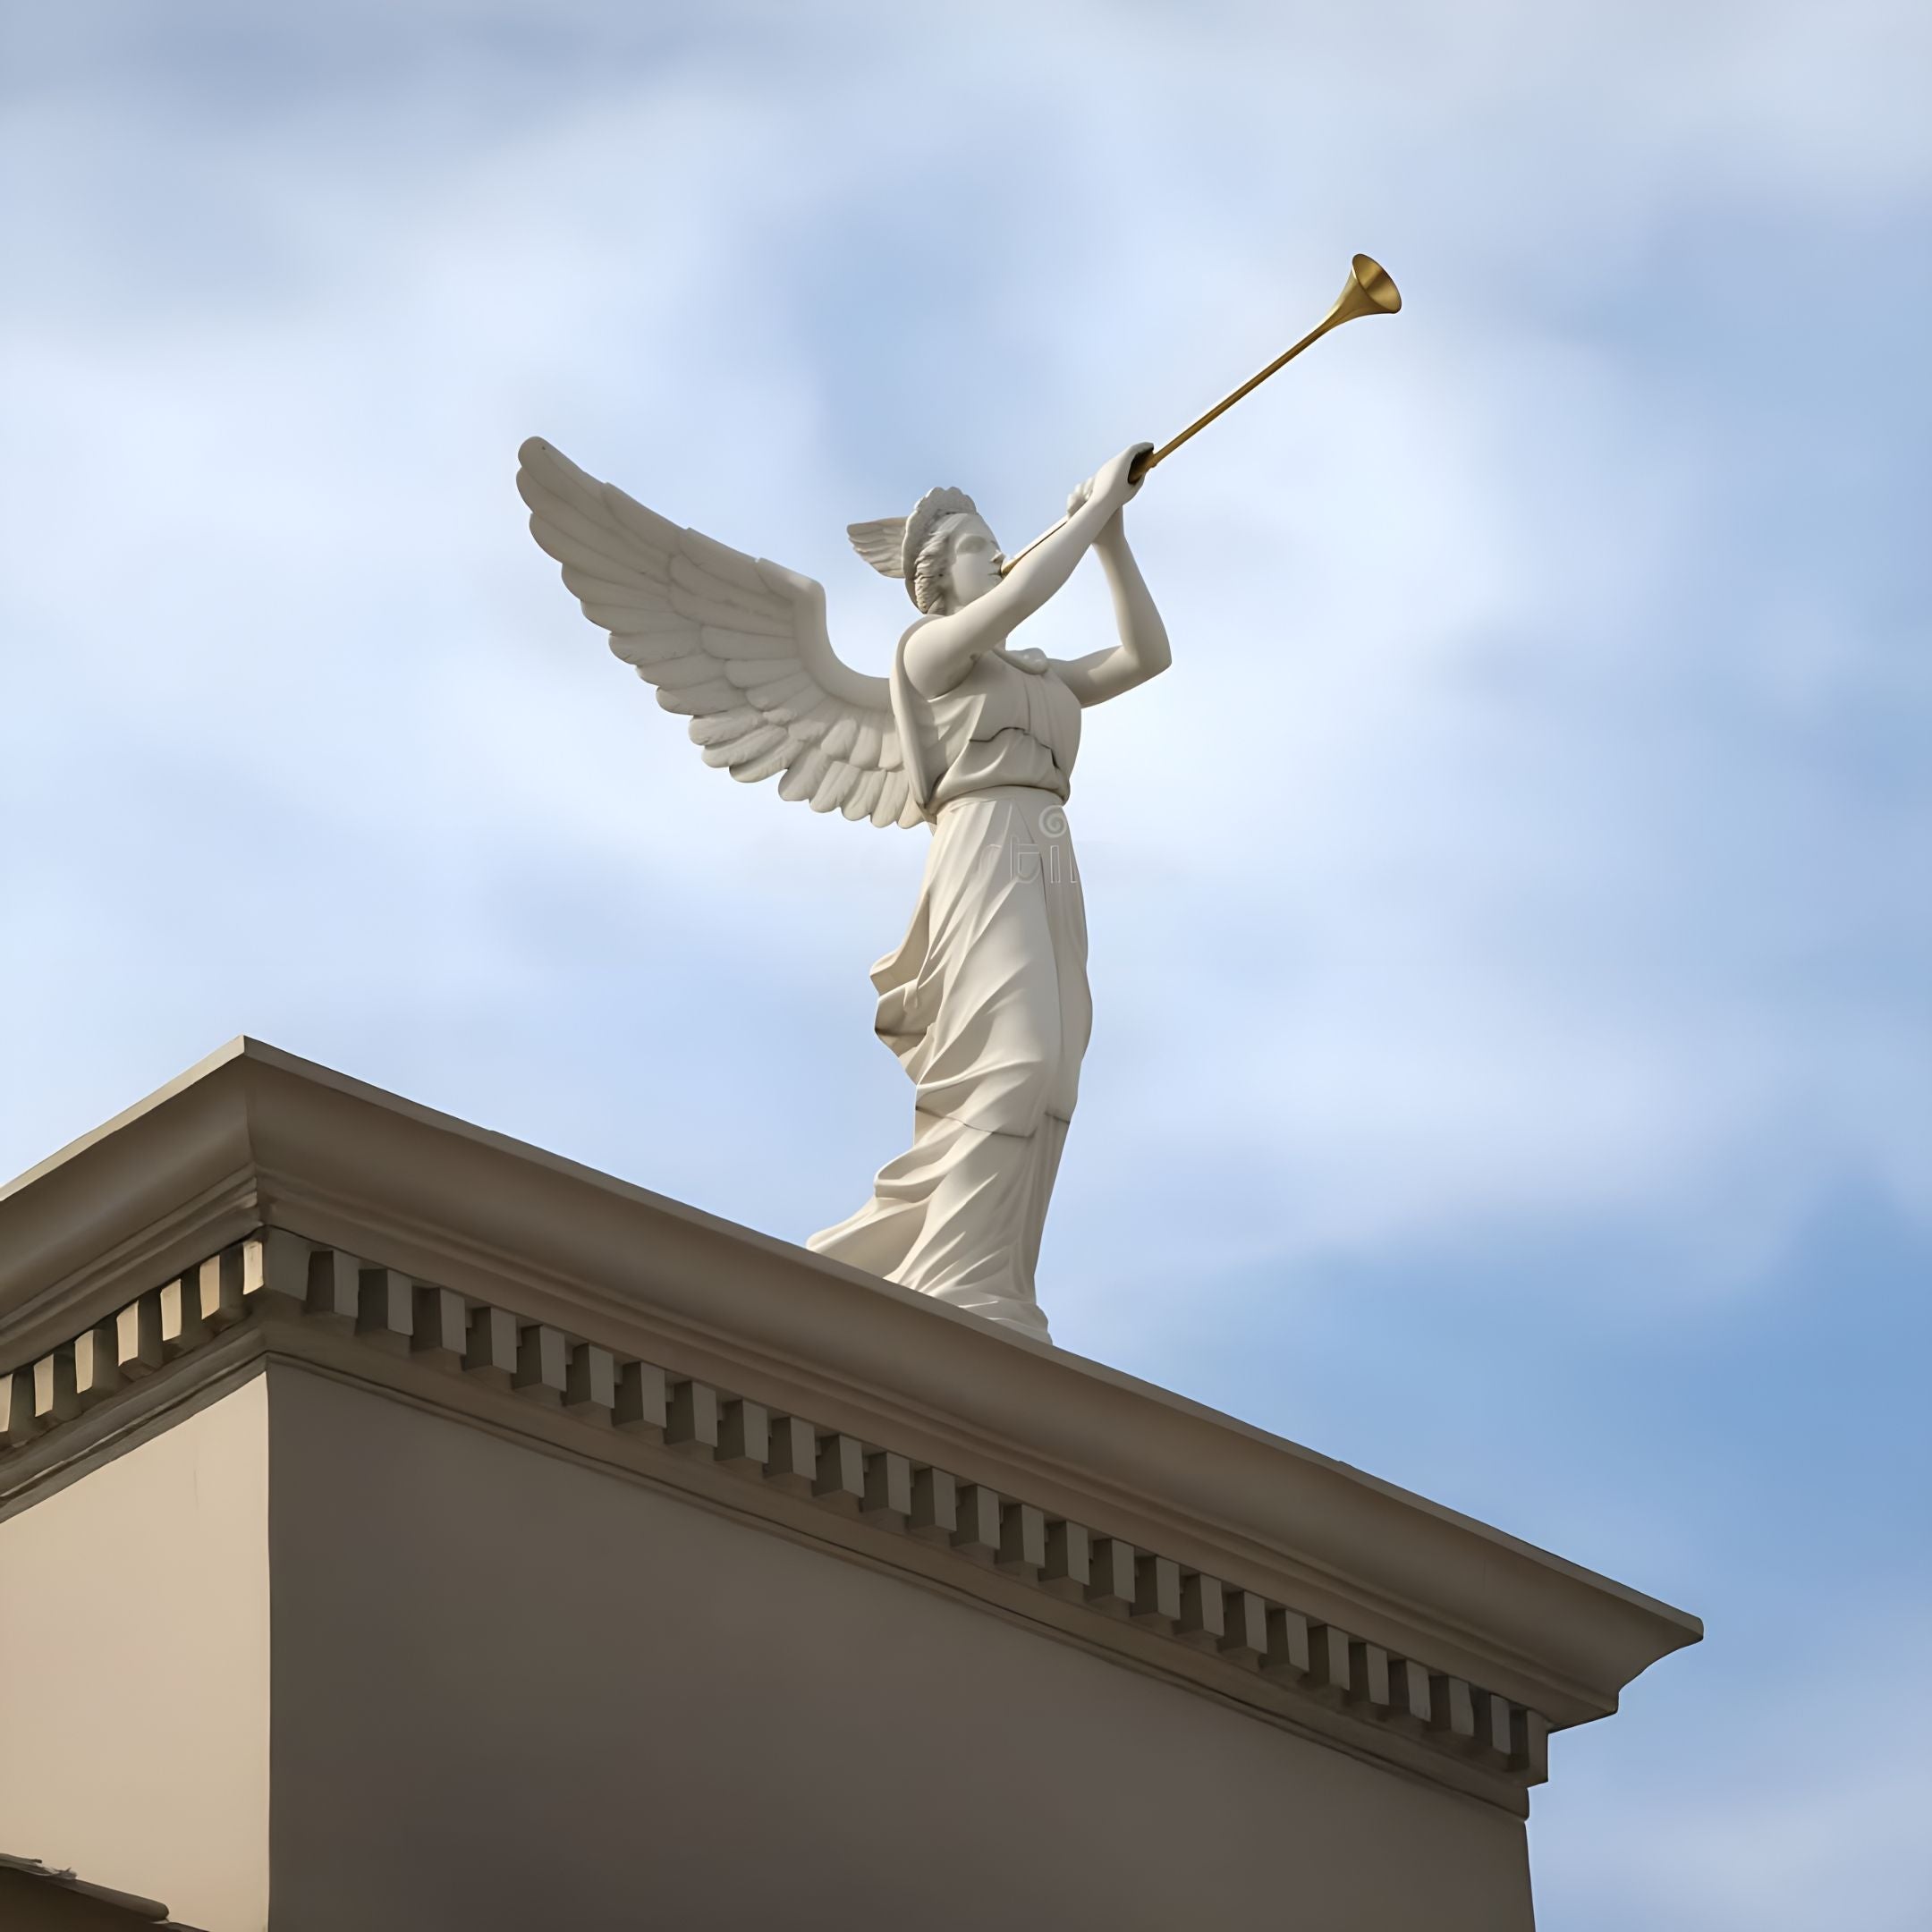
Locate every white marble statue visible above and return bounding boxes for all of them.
[518,436,1169,1341]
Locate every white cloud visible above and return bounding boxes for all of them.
[3,0,1927,1287]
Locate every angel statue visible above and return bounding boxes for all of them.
[517,436,1169,1342]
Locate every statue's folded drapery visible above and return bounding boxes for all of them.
[808,784,1089,1339]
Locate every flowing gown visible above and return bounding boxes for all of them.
[806,646,1090,1341]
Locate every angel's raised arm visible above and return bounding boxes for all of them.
[902,445,1148,699]
[1050,512,1171,707]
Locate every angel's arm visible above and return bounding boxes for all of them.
[1050,512,1171,707]
[903,445,1150,699]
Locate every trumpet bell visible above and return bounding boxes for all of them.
[1332,253,1402,324]
[1001,251,1402,571]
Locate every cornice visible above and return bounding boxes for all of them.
[0,1039,1699,1749]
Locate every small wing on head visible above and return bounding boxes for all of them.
[517,437,929,829]
[847,518,908,578]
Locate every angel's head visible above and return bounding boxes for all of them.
[913,513,1002,614]
[848,487,1003,614]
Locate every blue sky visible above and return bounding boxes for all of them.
[3,4,1928,1922]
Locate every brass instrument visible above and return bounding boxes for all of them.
[998,253,1402,575]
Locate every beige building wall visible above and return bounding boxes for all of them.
[0,1047,1699,1928]
[267,1366,1533,1931]
[0,1378,270,1932]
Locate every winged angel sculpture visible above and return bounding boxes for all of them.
[518,436,1168,1341]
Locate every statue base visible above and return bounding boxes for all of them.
[0,1042,1699,1930]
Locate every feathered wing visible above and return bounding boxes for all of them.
[517,437,927,829]
[847,517,909,577]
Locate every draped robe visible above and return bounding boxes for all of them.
[806,647,1089,1340]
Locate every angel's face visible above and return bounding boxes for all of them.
[944,516,1004,608]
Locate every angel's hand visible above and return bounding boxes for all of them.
[1093,444,1154,509]
[1065,477,1096,518]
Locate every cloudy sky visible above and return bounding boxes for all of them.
[4,2,1928,1921]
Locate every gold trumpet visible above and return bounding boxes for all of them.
[998,253,1402,575]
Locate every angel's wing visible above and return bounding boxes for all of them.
[517,437,925,829]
